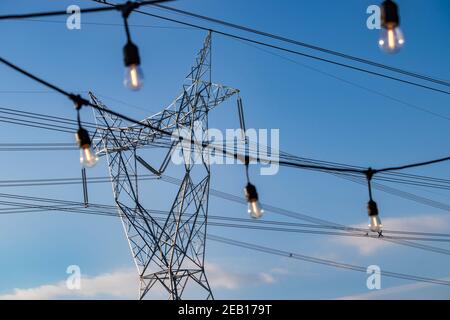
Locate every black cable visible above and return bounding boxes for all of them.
[1,120,449,191]
[3,56,448,176]
[208,234,450,287]
[376,157,450,173]
[151,3,450,88]
[158,175,450,256]
[2,198,449,286]
[1,184,450,256]
[1,189,449,240]
[0,0,173,21]
[124,5,450,95]
[0,166,449,218]
[236,39,450,123]
[95,0,450,95]
[1,197,449,243]
[3,0,448,92]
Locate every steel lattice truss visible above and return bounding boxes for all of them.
[89,32,239,299]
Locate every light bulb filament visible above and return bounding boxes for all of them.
[387,29,395,49]
[130,65,140,89]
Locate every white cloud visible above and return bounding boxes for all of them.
[337,276,450,300]
[0,268,139,300]
[0,262,281,300]
[205,262,278,290]
[336,215,450,255]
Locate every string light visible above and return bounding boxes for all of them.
[122,2,144,90]
[379,0,405,53]
[237,96,264,219]
[244,182,264,219]
[366,168,382,235]
[73,97,98,168]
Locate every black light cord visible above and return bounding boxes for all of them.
[0,56,449,177]
[366,168,375,201]
[0,0,173,21]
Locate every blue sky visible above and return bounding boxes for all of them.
[0,0,449,299]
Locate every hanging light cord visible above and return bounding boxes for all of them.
[366,168,374,201]
[0,0,173,21]
[121,2,137,43]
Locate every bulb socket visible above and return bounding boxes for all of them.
[381,0,400,29]
[367,199,379,217]
[76,127,92,149]
[244,183,259,202]
[124,41,141,67]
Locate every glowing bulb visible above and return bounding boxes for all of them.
[76,127,98,168]
[80,145,98,168]
[244,183,264,219]
[123,41,143,91]
[369,215,383,233]
[367,199,382,233]
[248,199,264,219]
[124,64,144,90]
[379,27,404,53]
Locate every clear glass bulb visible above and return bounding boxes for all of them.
[369,215,383,233]
[379,27,404,53]
[248,200,264,219]
[124,64,144,90]
[80,145,98,168]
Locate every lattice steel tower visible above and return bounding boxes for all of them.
[89,32,239,299]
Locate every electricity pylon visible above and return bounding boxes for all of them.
[89,32,239,300]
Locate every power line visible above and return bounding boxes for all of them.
[208,234,450,287]
[14,18,193,30]
[1,197,448,286]
[1,193,449,243]
[1,107,450,224]
[2,1,449,95]
[95,0,450,94]
[123,3,450,95]
[1,175,449,256]
[150,3,450,88]
[235,38,450,123]
[0,163,449,216]
[0,87,448,180]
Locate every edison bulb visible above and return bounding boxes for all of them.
[80,145,98,168]
[248,200,264,219]
[124,64,144,90]
[369,215,383,233]
[379,27,404,53]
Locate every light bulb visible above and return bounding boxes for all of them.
[367,199,382,233]
[248,199,264,219]
[378,27,404,53]
[369,215,383,233]
[379,0,404,54]
[123,41,143,91]
[124,64,144,90]
[80,145,98,168]
[76,127,98,168]
[244,183,264,219]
